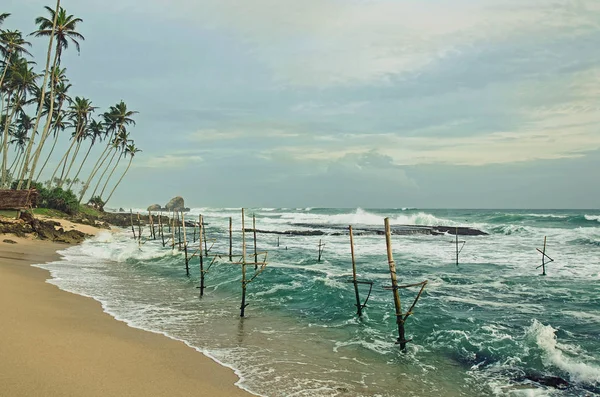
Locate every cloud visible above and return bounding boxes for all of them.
[134,152,203,169]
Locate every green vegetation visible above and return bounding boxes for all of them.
[0,4,141,207]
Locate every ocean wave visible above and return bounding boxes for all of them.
[526,320,600,385]
[269,208,452,227]
[585,215,600,223]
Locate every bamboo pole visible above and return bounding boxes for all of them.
[253,214,258,270]
[193,223,197,243]
[229,217,233,261]
[455,226,459,266]
[349,225,362,317]
[182,210,189,276]
[137,213,141,245]
[384,217,407,350]
[149,211,155,239]
[203,216,208,257]
[277,236,280,247]
[159,213,165,247]
[541,236,547,276]
[129,209,136,239]
[318,239,325,262]
[199,215,205,296]
[177,211,182,250]
[171,216,175,250]
[240,208,248,317]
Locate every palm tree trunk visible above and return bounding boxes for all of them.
[49,133,78,186]
[59,138,83,187]
[16,0,60,190]
[100,153,122,198]
[78,136,115,203]
[8,150,23,174]
[104,155,132,205]
[2,93,20,187]
[90,148,118,200]
[27,46,62,185]
[0,58,11,118]
[68,139,94,190]
[35,124,60,181]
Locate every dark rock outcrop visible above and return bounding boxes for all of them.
[147,204,162,211]
[165,196,185,211]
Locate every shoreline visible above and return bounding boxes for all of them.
[0,232,253,397]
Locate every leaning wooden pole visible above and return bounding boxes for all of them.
[137,213,142,245]
[240,208,248,317]
[203,216,208,257]
[455,226,459,266]
[159,213,165,247]
[229,217,233,261]
[199,215,205,296]
[384,217,407,350]
[171,216,175,250]
[177,211,182,250]
[541,236,547,276]
[253,214,258,270]
[349,226,363,317]
[182,210,189,276]
[130,209,136,239]
[149,211,155,239]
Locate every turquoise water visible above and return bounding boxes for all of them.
[37,208,600,396]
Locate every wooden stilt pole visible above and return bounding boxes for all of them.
[171,216,175,250]
[177,211,182,250]
[159,213,165,247]
[168,211,171,233]
[149,211,155,239]
[130,209,136,239]
[241,208,248,317]
[193,223,197,243]
[277,236,280,247]
[349,226,363,317]
[253,214,258,270]
[229,217,233,261]
[199,215,205,296]
[455,226,459,266]
[384,217,407,350]
[182,210,189,276]
[318,239,325,262]
[137,213,141,245]
[203,216,208,257]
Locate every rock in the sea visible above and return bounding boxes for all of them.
[165,196,185,211]
[147,204,162,211]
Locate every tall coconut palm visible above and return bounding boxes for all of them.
[7,114,32,180]
[0,30,33,97]
[50,96,95,187]
[79,101,137,202]
[104,142,140,205]
[68,118,103,190]
[0,13,10,28]
[99,130,131,198]
[15,0,60,190]
[35,78,70,180]
[2,57,38,187]
[25,4,84,188]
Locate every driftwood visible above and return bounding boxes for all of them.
[0,189,38,210]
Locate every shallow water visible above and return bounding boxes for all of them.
[36,208,600,396]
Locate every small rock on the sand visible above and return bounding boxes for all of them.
[3,239,17,244]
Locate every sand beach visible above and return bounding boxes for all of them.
[0,227,251,397]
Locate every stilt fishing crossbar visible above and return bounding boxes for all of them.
[536,236,554,276]
[383,218,427,350]
[346,225,373,317]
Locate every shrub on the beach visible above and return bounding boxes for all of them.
[40,187,79,215]
[88,196,105,211]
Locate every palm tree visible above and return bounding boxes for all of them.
[99,130,131,198]
[0,30,32,118]
[104,142,140,205]
[35,78,70,180]
[15,0,61,190]
[0,13,10,28]
[49,96,95,187]
[7,114,32,180]
[24,4,85,188]
[78,101,137,202]
[68,118,103,190]
[2,57,38,187]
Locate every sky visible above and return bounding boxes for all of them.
[4,0,600,209]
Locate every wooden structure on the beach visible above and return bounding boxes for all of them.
[451,226,466,266]
[0,189,38,210]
